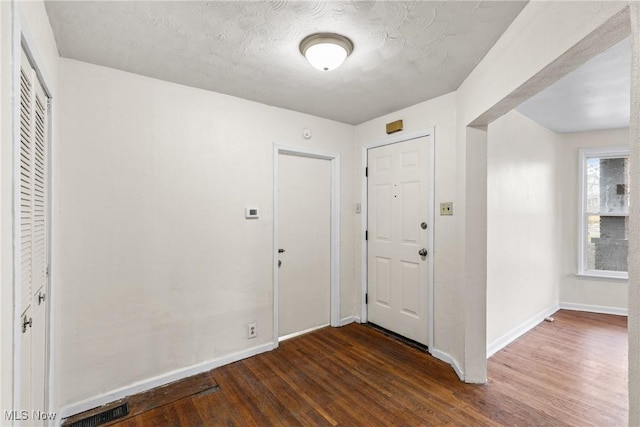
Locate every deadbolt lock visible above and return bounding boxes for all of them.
[420,222,427,230]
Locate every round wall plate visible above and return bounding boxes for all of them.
[302,128,312,139]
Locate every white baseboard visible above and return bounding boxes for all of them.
[280,317,361,342]
[57,341,277,424]
[279,324,329,342]
[339,315,361,326]
[486,303,559,359]
[429,349,464,381]
[560,302,628,316]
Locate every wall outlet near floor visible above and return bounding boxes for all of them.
[248,322,257,339]
[440,202,453,216]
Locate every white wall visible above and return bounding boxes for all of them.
[558,127,629,312]
[486,110,559,353]
[455,0,629,382]
[54,59,355,409]
[1,0,60,416]
[485,117,629,355]
[354,92,463,372]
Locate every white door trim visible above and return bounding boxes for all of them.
[273,144,341,344]
[360,129,435,350]
[11,4,56,420]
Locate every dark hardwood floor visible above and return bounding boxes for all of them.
[91,309,626,426]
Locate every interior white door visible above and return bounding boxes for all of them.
[367,137,430,345]
[278,154,331,338]
[18,47,49,424]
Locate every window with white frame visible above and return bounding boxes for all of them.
[578,147,630,279]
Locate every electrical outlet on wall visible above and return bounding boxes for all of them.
[248,322,257,339]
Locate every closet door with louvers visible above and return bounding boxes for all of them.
[18,47,49,423]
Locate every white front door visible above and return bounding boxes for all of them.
[278,154,331,338]
[367,137,430,345]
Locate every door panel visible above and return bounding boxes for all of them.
[278,154,331,338]
[367,137,430,345]
[19,51,34,316]
[375,185,392,241]
[31,287,47,426]
[18,47,49,422]
[20,309,32,421]
[401,182,420,242]
[374,257,391,307]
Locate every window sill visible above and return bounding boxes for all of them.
[575,273,628,283]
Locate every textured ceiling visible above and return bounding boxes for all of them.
[517,37,630,134]
[45,1,527,125]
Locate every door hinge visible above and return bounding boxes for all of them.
[365,230,368,241]
[47,98,52,112]
[46,265,49,277]
[22,315,32,333]
[365,167,368,177]
[365,293,368,304]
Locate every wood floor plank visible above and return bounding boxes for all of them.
[101,310,626,426]
[62,368,219,426]
[258,350,364,425]
[244,355,337,426]
[192,385,255,426]
[173,398,205,427]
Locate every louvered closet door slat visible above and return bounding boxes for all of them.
[31,83,48,297]
[19,52,33,315]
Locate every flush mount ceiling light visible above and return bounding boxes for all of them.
[299,33,354,72]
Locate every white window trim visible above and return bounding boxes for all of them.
[577,146,630,280]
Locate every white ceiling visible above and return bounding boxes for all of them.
[516,37,630,134]
[44,0,527,125]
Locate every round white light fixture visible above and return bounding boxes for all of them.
[299,33,353,72]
